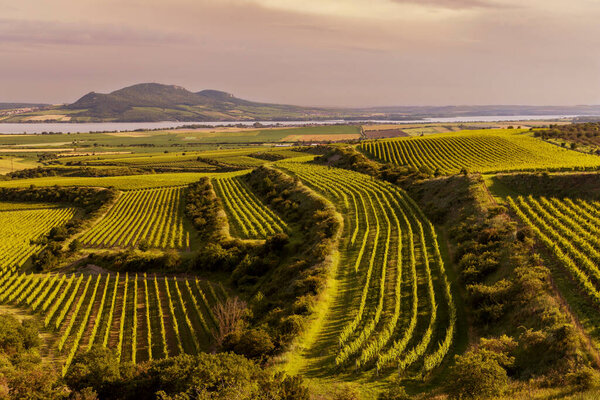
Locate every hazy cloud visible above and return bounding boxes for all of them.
[390,0,506,9]
[1,0,600,106]
[0,18,191,47]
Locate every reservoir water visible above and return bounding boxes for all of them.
[0,115,580,134]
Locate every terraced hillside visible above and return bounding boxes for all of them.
[279,161,455,376]
[79,187,190,249]
[359,130,600,174]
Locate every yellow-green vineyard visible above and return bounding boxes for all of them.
[359,130,600,174]
[0,270,226,375]
[212,175,287,239]
[279,161,455,375]
[80,187,190,249]
[0,206,76,273]
[508,195,600,305]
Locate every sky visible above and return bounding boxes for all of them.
[1,0,600,107]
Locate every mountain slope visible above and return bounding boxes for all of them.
[57,83,331,122]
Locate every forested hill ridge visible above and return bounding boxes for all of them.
[4,83,600,123]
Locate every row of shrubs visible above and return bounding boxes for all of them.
[183,167,342,361]
[408,174,597,398]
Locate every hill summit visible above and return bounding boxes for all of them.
[59,83,328,122]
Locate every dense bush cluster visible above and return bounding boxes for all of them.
[0,314,66,399]
[0,186,116,214]
[248,152,286,161]
[0,312,310,400]
[64,347,309,400]
[534,122,600,151]
[185,177,229,242]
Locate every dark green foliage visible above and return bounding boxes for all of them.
[446,347,509,399]
[0,315,40,355]
[65,351,309,400]
[0,186,116,214]
[534,122,600,150]
[185,177,226,242]
[64,346,123,398]
[249,152,286,161]
[494,172,600,199]
[378,386,410,400]
[222,328,275,361]
[0,313,67,399]
[87,250,185,273]
[4,166,148,179]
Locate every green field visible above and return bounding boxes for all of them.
[360,129,600,173]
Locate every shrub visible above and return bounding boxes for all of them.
[223,328,275,361]
[567,366,600,391]
[446,349,509,399]
[64,346,122,398]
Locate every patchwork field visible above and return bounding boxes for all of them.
[2,124,600,399]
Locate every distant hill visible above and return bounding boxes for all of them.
[3,83,600,122]
[55,83,335,122]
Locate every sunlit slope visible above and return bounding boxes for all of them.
[279,160,455,377]
[359,129,600,173]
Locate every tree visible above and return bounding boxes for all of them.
[446,349,509,399]
[213,297,248,345]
